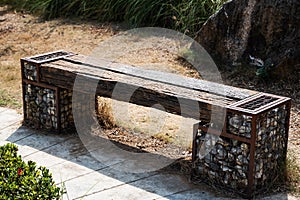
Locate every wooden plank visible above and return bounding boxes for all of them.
[40,60,231,121]
[63,54,258,100]
[41,61,235,106]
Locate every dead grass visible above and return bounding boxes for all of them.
[0,89,20,108]
[0,6,116,110]
[115,47,201,79]
[95,96,116,129]
[153,132,175,144]
[286,149,300,197]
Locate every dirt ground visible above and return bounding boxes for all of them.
[0,6,116,105]
[0,6,299,198]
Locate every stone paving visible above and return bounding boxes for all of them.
[0,107,297,200]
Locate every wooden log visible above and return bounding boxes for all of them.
[39,56,258,121]
[64,55,257,100]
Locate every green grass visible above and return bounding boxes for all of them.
[0,0,226,37]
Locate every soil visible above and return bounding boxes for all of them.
[0,5,299,198]
[95,127,191,159]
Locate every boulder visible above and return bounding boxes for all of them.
[196,0,300,75]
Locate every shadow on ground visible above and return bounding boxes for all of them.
[5,125,222,200]
[3,124,291,200]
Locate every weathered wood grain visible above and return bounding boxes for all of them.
[39,55,257,121]
[64,55,257,100]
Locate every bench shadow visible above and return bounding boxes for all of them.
[6,125,206,199]
[6,126,290,200]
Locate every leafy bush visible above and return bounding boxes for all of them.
[0,0,226,37]
[0,143,62,200]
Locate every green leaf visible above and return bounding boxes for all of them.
[0,143,62,199]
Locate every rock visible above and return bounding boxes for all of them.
[193,103,289,195]
[24,83,73,130]
[196,0,300,75]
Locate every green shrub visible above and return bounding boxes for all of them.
[0,143,62,200]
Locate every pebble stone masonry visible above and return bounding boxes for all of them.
[192,93,291,198]
[21,51,75,131]
[21,51,291,198]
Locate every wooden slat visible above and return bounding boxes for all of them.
[63,54,257,100]
[38,54,259,121]
[41,61,234,105]
[39,61,233,121]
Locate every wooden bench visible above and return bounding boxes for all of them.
[21,50,291,198]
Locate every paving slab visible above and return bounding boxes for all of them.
[155,188,232,200]
[68,152,109,171]
[0,107,297,200]
[97,167,156,185]
[61,165,156,199]
[49,160,100,184]
[23,149,66,168]
[81,182,163,200]
[0,107,8,113]
[82,173,193,200]
[0,124,33,143]
[25,136,89,163]
[0,123,39,156]
[63,170,127,199]
[17,145,44,158]
[47,148,112,184]
[13,131,73,156]
[0,109,21,129]
[0,140,9,146]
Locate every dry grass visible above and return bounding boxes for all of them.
[153,132,175,144]
[0,6,116,109]
[101,98,198,148]
[0,5,199,148]
[95,96,116,129]
[115,47,201,79]
[286,149,300,196]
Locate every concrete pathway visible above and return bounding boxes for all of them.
[0,107,298,200]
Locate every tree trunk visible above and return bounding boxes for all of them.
[196,0,300,74]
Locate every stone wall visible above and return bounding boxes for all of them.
[193,102,290,197]
[23,83,73,131]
